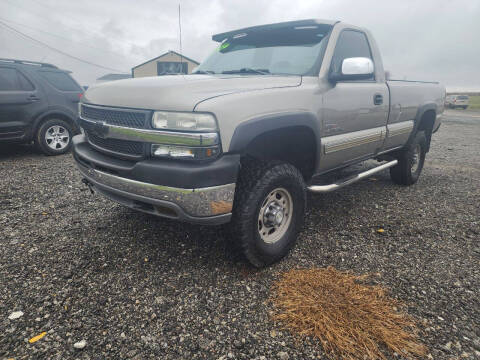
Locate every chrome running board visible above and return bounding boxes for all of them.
[307,160,398,193]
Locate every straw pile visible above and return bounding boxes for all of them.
[270,267,427,359]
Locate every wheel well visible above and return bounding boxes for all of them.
[417,110,436,151]
[34,113,78,137]
[242,126,316,181]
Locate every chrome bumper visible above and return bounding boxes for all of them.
[76,161,235,224]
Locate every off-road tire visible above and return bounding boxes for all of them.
[35,118,73,156]
[390,131,427,185]
[230,158,306,267]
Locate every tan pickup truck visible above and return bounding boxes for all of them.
[73,19,445,267]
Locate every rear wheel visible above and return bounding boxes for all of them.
[230,159,306,267]
[390,131,427,185]
[35,118,73,156]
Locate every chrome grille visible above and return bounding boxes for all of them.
[81,104,147,128]
[85,129,143,156]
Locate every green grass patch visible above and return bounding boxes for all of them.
[468,95,480,110]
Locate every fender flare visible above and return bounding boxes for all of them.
[227,111,321,176]
[32,107,78,135]
[408,103,437,150]
[228,111,321,153]
[412,103,437,134]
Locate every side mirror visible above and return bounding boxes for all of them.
[329,57,374,82]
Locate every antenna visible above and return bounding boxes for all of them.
[178,4,184,74]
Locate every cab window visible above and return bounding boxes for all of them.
[331,30,373,79]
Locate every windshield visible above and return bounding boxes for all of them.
[195,24,332,76]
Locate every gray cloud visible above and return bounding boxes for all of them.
[0,0,478,90]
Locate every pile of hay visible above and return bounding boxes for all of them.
[270,267,427,359]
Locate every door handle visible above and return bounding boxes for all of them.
[28,95,40,102]
[374,94,383,105]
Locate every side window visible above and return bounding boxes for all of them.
[331,30,373,78]
[39,71,81,91]
[0,67,20,91]
[17,72,35,91]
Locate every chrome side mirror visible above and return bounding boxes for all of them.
[329,57,374,82]
[341,57,374,76]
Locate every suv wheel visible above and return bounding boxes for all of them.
[390,131,427,185]
[35,119,73,156]
[230,159,306,267]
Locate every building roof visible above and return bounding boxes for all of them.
[132,50,200,70]
[96,73,131,81]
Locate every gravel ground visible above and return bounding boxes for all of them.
[1,113,479,359]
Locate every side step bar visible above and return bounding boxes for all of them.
[307,160,398,193]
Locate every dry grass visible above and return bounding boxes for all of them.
[270,267,427,360]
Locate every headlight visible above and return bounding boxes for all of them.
[152,111,217,131]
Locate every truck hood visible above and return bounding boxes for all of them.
[83,74,301,111]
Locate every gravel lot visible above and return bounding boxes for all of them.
[1,111,479,359]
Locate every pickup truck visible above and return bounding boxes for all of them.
[73,19,445,267]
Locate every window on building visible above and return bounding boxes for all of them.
[157,61,188,75]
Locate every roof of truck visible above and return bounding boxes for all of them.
[212,19,339,42]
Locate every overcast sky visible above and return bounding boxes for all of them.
[1,0,479,90]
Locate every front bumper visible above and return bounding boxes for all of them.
[73,135,239,225]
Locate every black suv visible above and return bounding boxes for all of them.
[0,58,83,155]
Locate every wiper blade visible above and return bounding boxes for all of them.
[222,68,270,75]
[193,70,216,74]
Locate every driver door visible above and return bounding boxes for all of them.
[319,30,389,172]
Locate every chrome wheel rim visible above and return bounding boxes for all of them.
[45,125,70,150]
[258,187,293,244]
[411,144,421,173]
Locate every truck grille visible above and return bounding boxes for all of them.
[85,129,144,157]
[81,104,147,128]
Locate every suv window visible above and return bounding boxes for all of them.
[0,67,35,91]
[17,72,35,91]
[331,30,373,78]
[39,71,81,91]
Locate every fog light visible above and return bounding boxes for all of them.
[153,145,194,158]
[151,144,219,160]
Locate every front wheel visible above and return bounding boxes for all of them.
[230,160,306,267]
[390,131,427,185]
[35,119,73,156]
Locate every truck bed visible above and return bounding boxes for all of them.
[386,80,445,125]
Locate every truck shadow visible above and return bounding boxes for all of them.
[87,172,395,273]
